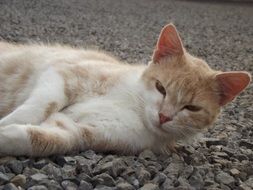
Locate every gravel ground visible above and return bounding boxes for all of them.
[0,0,253,189]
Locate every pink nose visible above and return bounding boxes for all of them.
[159,113,172,125]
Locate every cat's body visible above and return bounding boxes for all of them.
[0,24,251,156]
[0,42,153,156]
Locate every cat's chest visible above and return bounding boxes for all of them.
[63,64,146,122]
[63,94,143,127]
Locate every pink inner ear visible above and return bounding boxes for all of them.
[153,24,184,63]
[216,72,251,106]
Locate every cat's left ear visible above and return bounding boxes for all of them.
[153,24,184,63]
[216,71,251,106]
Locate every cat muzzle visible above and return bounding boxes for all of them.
[159,113,172,125]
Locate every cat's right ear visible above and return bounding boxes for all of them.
[215,71,251,106]
[152,24,184,63]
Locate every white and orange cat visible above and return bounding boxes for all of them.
[0,24,251,156]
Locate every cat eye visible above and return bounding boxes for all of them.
[183,105,202,112]
[155,80,166,96]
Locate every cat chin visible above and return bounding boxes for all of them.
[143,117,167,137]
[160,123,202,140]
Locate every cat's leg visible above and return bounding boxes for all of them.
[0,67,67,126]
[0,113,95,156]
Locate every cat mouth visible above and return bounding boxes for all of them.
[156,124,169,133]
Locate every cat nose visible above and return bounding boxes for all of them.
[159,113,172,125]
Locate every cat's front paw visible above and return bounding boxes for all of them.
[164,142,181,154]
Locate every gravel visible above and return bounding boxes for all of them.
[0,0,252,189]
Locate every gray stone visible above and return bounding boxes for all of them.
[136,168,151,186]
[75,156,93,175]
[6,160,23,175]
[81,150,103,162]
[122,157,137,167]
[139,150,157,161]
[61,180,78,190]
[178,177,194,189]
[139,183,159,190]
[236,154,248,161]
[0,157,16,165]
[23,167,41,177]
[204,179,216,187]
[2,183,18,190]
[33,159,50,169]
[120,168,135,179]
[115,177,125,184]
[38,179,62,190]
[161,178,174,190]
[182,145,195,154]
[188,170,204,190]
[229,168,240,177]
[111,159,126,178]
[239,140,253,149]
[215,171,235,187]
[97,155,114,165]
[123,175,139,189]
[27,185,48,190]
[21,159,34,168]
[241,177,253,189]
[211,151,229,159]
[0,173,10,185]
[78,180,92,190]
[61,165,77,180]
[10,174,26,188]
[146,166,159,177]
[180,165,194,179]
[222,147,235,157]
[173,186,193,190]
[116,182,134,190]
[4,175,14,182]
[239,172,248,182]
[92,159,126,177]
[30,173,48,182]
[93,161,113,175]
[151,172,167,185]
[78,173,92,183]
[94,185,114,190]
[220,183,231,190]
[205,138,227,147]
[144,161,162,171]
[211,156,231,167]
[0,166,6,174]
[56,156,76,167]
[164,162,184,177]
[92,173,115,187]
[239,184,252,190]
[41,164,61,180]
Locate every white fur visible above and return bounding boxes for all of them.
[0,68,66,125]
[0,43,191,156]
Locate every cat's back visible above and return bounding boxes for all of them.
[0,42,121,117]
[0,41,119,65]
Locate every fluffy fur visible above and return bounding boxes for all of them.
[0,24,251,156]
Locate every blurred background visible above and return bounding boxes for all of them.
[0,0,252,70]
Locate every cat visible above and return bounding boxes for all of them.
[0,24,251,157]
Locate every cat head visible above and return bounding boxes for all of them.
[141,24,251,141]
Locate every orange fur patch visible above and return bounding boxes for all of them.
[81,128,93,146]
[44,102,58,119]
[55,120,67,129]
[0,61,33,117]
[28,128,64,156]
